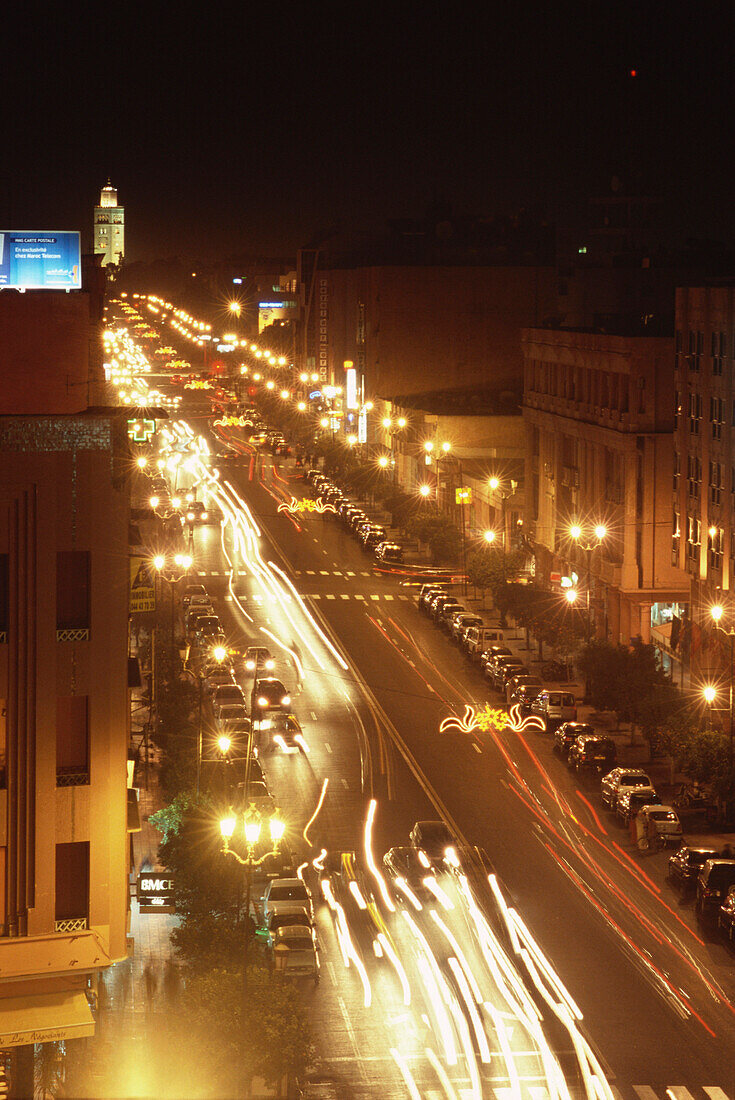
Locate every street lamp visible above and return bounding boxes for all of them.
[569,523,607,646]
[709,604,735,789]
[153,552,193,651]
[219,808,287,1072]
[487,476,517,549]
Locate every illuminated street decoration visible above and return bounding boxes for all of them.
[184,379,213,389]
[439,703,545,736]
[213,414,248,427]
[277,495,336,515]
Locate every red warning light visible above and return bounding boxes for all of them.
[629,69,637,77]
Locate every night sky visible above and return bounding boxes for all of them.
[2,2,734,262]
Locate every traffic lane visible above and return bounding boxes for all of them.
[301,596,733,1085]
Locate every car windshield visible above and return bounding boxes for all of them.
[270,883,308,901]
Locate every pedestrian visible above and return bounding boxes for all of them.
[143,962,157,1012]
[163,958,181,1006]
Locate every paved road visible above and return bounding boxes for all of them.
[115,301,735,1100]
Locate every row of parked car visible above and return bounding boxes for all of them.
[304,469,405,564]
[416,582,579,728]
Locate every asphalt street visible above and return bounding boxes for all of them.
[178,433,735,1099]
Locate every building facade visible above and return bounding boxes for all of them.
[93,182,125,267]
[673,284,735,675]
[522,326,689,662]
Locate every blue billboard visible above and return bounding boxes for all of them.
[0,231,81,290]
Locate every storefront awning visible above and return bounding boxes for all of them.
[0,989,94,1047]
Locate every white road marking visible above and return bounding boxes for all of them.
[326,594,336,600]
[355,594,365,601]
[370,594,380,601]
[341,594,350,600]
[472,743,482,754]
[325,743,332,753]
[320,570,330,575]
[665,1092,697,1100]
[384,594,394,601]
[310,712,317,720]
[633,1090,659,1100]
[703,1089,730,1100]
[346,571,356,576]
[341,778,349,788]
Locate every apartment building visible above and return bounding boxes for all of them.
[673,284,735,672]
[0,280,131,1090]
[522,326,689,662]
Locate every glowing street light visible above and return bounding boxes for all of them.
[703,685,717,704]
[484,529,497,544]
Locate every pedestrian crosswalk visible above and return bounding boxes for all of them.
[422,1090,730,1100]
[213,591,412,602]
[195,569,375,578]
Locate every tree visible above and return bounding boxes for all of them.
[465,546,526,625]
[165,964,314,1096]
[577,638,682,744]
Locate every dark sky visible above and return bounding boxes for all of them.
[2,2,734,262]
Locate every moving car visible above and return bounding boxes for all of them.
[382,845,434,900]
[409,820,457,865]
[668,845,719,892]
[182,584,208,610]
[244,646,275,673]
[264,713,308,754]
[204,665,237,692]
[252,677,291,722]
[185,500,209,524]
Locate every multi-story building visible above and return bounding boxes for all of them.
[673,284,735,672]
[93,181,125,267]
[522,325,689,665]
[0,277,131,1091]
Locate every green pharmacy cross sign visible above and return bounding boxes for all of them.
[128,418,156,442]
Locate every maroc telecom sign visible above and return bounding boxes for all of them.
[0,230,82,290]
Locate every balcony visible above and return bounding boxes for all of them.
[56,628,90,642]
[56,767,90,788]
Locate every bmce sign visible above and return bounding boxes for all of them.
[137,872,175,914]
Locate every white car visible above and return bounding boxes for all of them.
[263,877,314,924]
[600,768,653,810]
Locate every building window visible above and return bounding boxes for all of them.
[711,396,724,440]
[674,390,680,430]
[686,515,701,561]
[56,696,89,786]
[689,331,702,372]
[687,454,702,498]
[673,450,680,492]
[56,551,90,635]
[708,526,724,571]
[672,508,680,565]
[55,841,89,931]
[689,391,702,434]
[675,330,682,372]
[712,331,724,376]
[709,461,723,504]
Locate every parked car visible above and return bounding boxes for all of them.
[185,606,211,639]
[499,664,529,691]
[508,683,540,714]
[489,655,524,689]
[635,805,683,848]
[506,673,542,704]
[531,689,577,730]
[568,734,617,773]
[616,786,659,826]
[718,887,735,940]
[451,613,483,643]
[553,721,594,758]
[212,683,246,716]
[270,924,320,982]
[466,626,505,660]
[204,665,237,692]
[263,877,315,924]
[696,860,735,920]
[182,583,208,610]
[419,586,447,613]
[439,602,466,631]
[668,845,719,892]
[375,541,404,565]
[361,523,386,547]
[600,768,653,810]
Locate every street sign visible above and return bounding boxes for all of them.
[130,557,155,613]
[137,872,175,913]
[549,571,561,584]
[455,487,472,504]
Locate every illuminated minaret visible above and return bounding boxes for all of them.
[93,180,125,266]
